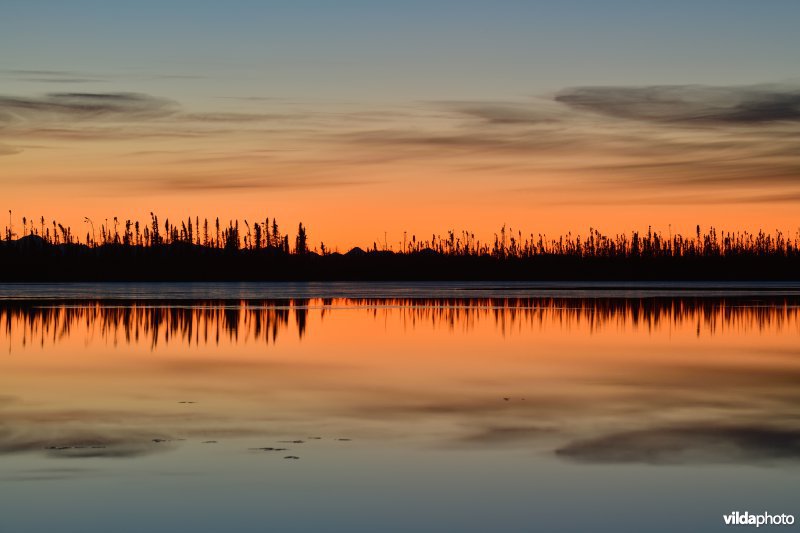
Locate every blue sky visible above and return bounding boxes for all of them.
[3,0,799,102]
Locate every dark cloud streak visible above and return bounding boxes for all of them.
[0,92,179,122]
[555,84,800,125]
[17,78,106,84]
[162,176,370,192]
[0,144,22,156]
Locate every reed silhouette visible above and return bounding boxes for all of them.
[2,214,799,280]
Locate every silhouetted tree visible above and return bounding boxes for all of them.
[295,223,308,254]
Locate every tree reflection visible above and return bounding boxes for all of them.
[2,296,798,350]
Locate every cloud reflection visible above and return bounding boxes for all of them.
[556,424,800,465]
[1,297,799,467]
[0,426,177,459]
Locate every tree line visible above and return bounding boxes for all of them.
[5,211,307,253]
[3,211,800,280]
[4,211,799,259]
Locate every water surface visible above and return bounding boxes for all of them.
[1,283,798,532]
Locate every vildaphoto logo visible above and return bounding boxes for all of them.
[723,512,795,527]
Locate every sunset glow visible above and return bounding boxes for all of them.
[3,1,800,249]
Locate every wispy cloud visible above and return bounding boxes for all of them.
[0,92,307,133]
[555,84,800,125]
[434,100,562,125]
[0,143,21,156]
[16,78,105,84]
[0,68,108,84]
[0,92,298,146]
[0,69,209,84]
[2,84,799,200]
[0,92,179,122]
[333,83,800,202]
[177,111,298,123]
[3,69,84,76]
[161,175,371,192]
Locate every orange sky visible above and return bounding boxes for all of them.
[3,4,800,249]
[4,103,800,251]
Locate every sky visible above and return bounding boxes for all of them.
[2,0,800,249]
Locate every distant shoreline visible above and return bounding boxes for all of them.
[1,237,798,283]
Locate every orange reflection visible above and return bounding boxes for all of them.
[3,296,800,350]
[1,297,799,465]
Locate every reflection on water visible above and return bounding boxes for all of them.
[3,296,800,349]
[1,293,799,532]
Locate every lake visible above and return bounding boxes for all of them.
[1,283,799,532]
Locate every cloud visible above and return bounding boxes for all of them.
[335,85,800,201]
[2,69,94,77]
[147,74,208,80]
[18,78,105,84]
[215,95,288,102]
[0,143,21,156]
[3,69,81,76]
[177,112,297,123]
[435,100,562,125]
[0,91,321,145]
[10,126,232,141]
[160,175,370,192]
[0,69,108,84]
[555,84,800,125]
[2,83,799,201]
[343,126,591,158]
[0,92,179,122]
[541,190,800,206]
[556,424,800,465]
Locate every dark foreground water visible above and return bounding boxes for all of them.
[1,283,798,532]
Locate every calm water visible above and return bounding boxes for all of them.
[1,283,799,532]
